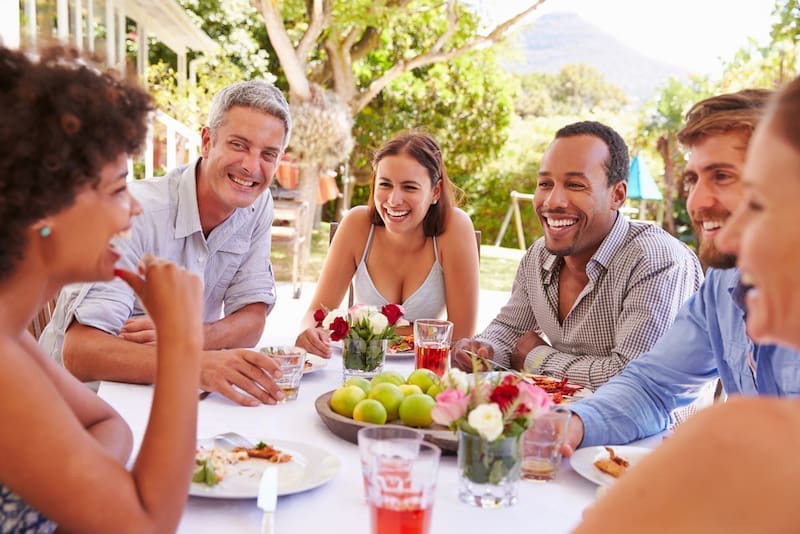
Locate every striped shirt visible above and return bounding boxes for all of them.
[477,214,703,390]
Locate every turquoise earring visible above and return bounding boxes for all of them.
[39,226,52,238]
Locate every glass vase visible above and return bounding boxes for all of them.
[457,429,522,508]
[342,337,386,382]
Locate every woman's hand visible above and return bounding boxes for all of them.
[295,327,332,358]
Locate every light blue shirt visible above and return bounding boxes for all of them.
[570,267,800,447]
[40,160,276,363]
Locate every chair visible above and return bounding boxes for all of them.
[329,222,481,308]
[271,199,310,299]
[28,296,57,340]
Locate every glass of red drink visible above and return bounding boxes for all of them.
[366,439,441,534]
[357,425,424,499]
[413,319,453,377]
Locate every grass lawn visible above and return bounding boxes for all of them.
[270,222,524,293]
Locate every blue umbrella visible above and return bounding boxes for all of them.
[628,155,663,201]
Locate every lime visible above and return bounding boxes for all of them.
[425,382,444,399]
[353,399,388,425]
[344,376,372,395]
[370,370,406,387]
[399,393,436,428]
[406,368,439,393]
[330,385,367,418]
[398,384,423,397]
[367,382,405,421]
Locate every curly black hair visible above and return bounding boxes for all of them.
[554,121,630,186]
[0,46,153,280]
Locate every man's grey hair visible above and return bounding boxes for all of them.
[208,80,292,150]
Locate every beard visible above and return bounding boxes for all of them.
[692,222,736,269]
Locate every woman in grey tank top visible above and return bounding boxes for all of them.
[296,132,480,357]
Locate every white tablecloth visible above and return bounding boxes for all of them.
[98,351,661,534]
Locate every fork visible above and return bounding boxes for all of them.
[462,349,535,385]
[212,432,255,449]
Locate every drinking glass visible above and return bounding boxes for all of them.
[366,439,441,534]
[357,425,424,498]
[413,319,453,377]
[521,407,572,481]
[259,346,306,401]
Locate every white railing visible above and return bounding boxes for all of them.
[140,110,201,180]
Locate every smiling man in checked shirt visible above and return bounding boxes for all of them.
[453,121,703,390]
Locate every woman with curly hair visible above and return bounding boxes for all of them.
[295,131,480,357]
[0,46,203,532]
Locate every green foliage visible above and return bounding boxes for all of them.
[350,46,515,198]
[516,64,629,118]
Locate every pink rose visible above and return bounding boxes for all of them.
[329,316,350,341]
[431,389,469,427]
[381,303,404,326]
[517,381,553,417]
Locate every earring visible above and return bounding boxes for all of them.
[39,226,52,238]
[432,200,438,206]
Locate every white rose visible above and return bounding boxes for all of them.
[468,403,504,441]
[349,304,373,324]
[322,310,345,329]
[368,312,388,335]
[441,368,469,393]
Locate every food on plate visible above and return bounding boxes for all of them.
[232,441,293,463]
[389,335,414,353]
[192,442,291,486]
[525,374,584,404]
[593,446,630,478]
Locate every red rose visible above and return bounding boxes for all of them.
[489,383,519,414]
[329,316,350,341]
[313,308,326,327]
[381,303,404,326]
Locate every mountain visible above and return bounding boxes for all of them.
[503,12,690,106]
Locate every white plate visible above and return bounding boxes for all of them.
[304,353,328,374]
[190,438,341,499]
[385,349,414,358]
[570,445,652,487]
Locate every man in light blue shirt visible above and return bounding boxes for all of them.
[566,89,800,449]
[40,80,291,406]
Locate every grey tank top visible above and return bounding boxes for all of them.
[352,225,446,321]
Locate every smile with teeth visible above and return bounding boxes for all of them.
[546,217,577,228]
[385,207,410,218]
[229,174,256,187]
[701,220,724,231]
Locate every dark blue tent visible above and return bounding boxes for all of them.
[628,155,663,200]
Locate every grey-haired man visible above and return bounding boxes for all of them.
[41,80,290,406]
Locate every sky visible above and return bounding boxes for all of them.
[472,0,777,75]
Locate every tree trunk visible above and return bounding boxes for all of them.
[656,135,676,236]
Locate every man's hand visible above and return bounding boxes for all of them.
[295,327,332,358]
[119,315,157,344]
[559,413,585,458]
[511,331,547,370]
[200,349,285,406]
[451,338,494,372]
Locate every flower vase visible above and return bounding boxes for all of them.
[457,429,522,508]
[342,337,386,382]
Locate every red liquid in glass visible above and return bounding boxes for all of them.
[415,345,449,377]
[370,504,431,534]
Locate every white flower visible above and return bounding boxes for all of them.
[322,310,345,329]
[468,403,504,441]
[367,312,388,335]
[349,304,373,324]
[441,368,469,393]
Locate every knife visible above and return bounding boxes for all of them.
[257,466,278,534]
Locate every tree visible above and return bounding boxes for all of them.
[516,64,629,118]
[252,0,547,232]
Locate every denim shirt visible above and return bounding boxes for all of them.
[571,268,800,447]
